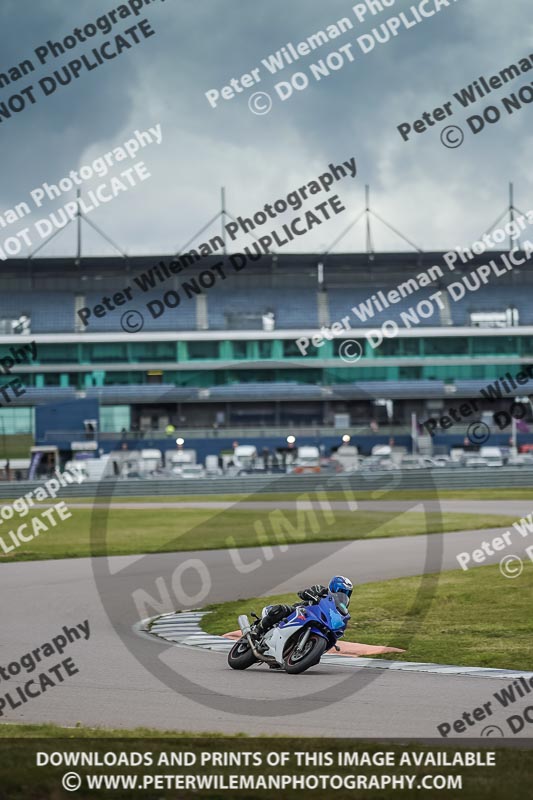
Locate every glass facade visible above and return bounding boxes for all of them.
[13,333,532,387]
[0,407,34,434]
[100,406,131,432]
[3,331,531,434]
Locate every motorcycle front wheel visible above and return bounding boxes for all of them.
[283,633,327,674]
[227,637,258,670]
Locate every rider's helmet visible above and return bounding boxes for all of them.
[328,575,353,614]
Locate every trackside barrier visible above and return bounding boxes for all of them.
[0,468,531,498]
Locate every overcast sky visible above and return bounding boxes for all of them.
[1,0,532,257]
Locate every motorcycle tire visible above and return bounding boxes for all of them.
[227,637,258,670]
[283,633,327,674]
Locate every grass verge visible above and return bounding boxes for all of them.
[202,562,533,671]
[0,722,246,738]
[2,487,532,504]
[0,509,518,561]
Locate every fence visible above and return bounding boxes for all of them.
[0,468,531,499]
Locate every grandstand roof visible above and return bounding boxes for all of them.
[3,250,529,283]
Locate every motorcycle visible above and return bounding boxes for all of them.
[227,591,350,674]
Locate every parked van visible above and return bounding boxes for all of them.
[167,449,197,475]
[292,446,321,474]
[205,455,222,475]
[234,445,258,471]
[480,446,504,467]
[331,445,360,472]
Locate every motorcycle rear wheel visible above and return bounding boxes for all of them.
[284,633,327,674]
[227,637,258,670]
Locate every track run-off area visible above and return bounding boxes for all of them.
[2,493,533,739]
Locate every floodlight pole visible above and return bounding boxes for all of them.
[365,185,374,255]
[76,189,82,266]
[323,185,423,255]
[221,187,227,256]
[480,181,525,252]
[27,189,128,265]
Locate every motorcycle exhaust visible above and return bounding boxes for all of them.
[246,636,277,665]
[238,614,251,636]
[238,614,277,665]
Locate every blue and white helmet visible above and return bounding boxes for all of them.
[328,575,353,610]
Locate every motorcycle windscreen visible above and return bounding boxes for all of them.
[332,591,350,616]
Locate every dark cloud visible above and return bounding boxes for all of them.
[0,0,531,256]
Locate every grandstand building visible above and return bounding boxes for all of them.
[1,251,532,456]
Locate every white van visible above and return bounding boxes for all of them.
[205,455,222,475]
[166,450,197,475]
[292,446,321,474]
[480,446,504,467]
[234,445,258,471]
[330,445,360,472]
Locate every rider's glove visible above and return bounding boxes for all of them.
[298,584,328,603]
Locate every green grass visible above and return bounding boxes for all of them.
[1,486,532,507]
[0,507,518,562]
[202,562,533,671]
[3,486,532,504]
[0,722,246,738]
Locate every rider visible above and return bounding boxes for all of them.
[255,575,353,636]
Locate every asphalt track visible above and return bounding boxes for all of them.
[40,500,533,516]
[2,521,532,739]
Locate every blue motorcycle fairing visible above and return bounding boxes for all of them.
[278,593,350,649]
